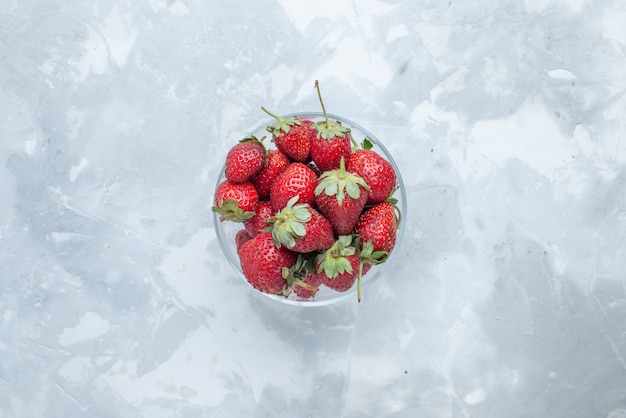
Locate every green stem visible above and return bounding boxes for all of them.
[339,156,346,175]
[314,80,329,125]
[357,262,363,303]
[393,202,402,227]
[261,106,282,121]
[349,133,359,151]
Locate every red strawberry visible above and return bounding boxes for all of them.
[316,235,360,292]
[293,271,323,299]
[235,229,252,252]
[270,162,317,212]
[354,202,399,254]
[283,254,321,299]
[212,180,259,222]
[310,80,352,171]
[266,196,334,253]
[310,134,352,172]
[347,142,397,204]
[238,232,296,295]
[244,200,274,237]
[251,149,290,199]
[224,136,266,183]
[262,107,315,162]
[314,157,370,235]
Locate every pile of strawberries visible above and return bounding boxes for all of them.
[212,81,401,302]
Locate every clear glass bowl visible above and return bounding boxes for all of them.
[213,112,407,306]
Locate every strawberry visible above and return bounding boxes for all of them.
[238,232,296,295]
[310,134,352,172]
[270,162,317,212]
[282,254,321,299]
[224,136,266,183]
[310,81,352,172]
[292,272,323,299]
[314,157,370,235]
[212,180,258,222]
[251,149,290,199]
[266,196,334,253]
[354,202,399,254]
[347,140,397,204]
[244,200,274,237]
[235,229,253,252]
[316,235,360,292]
[262,107,315,162]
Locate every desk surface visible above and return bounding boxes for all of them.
[1,1,626,417]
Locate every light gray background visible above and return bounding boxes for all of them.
[1,0,625,417]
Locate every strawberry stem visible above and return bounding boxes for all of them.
[314,80,329,125]
[261,106,301,136]
[349,132,359,151]
[261,106,281,120]
[357,261,363,302]
[313,80,350,140]
[390,199,402,226]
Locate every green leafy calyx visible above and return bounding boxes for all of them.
[262,107,302,137]
[362,137,374,150]
[358,239,389,265]
[282,253,317,292]
[211,199,255,222]
[265,196,311,248]
[315,235,356,279]
[239,134,265,144]
[314,158,370,205]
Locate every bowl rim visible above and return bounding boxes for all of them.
[213,111,408,306]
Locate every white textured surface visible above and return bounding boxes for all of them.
[1,1,626,417]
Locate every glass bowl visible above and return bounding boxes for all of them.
[213,112,407,306]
